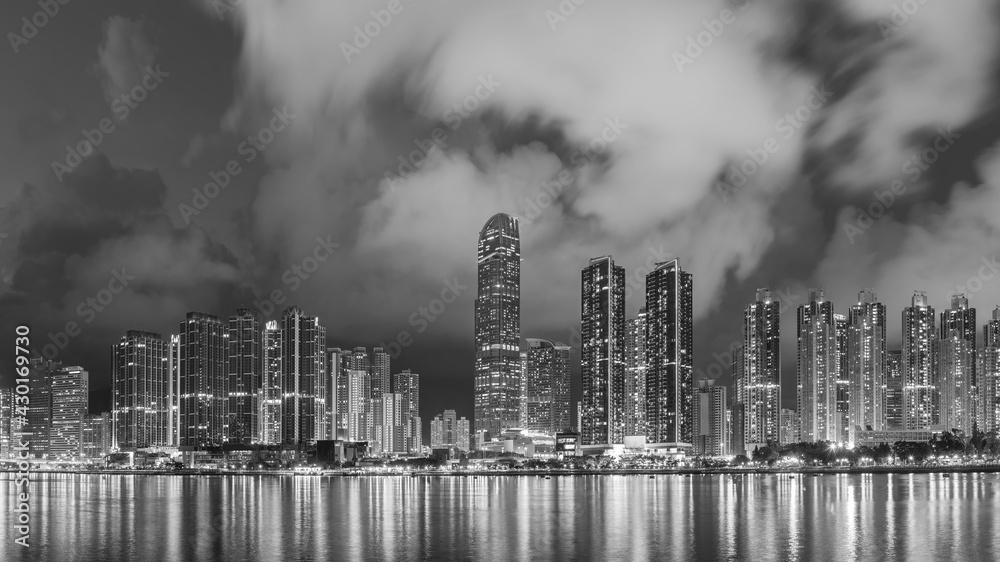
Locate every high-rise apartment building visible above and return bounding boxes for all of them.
[903,292,937,430]
[624,308,648,438]
[167,334,180,446]
[941,295,977,428]
[50,365,89,459]
[523,339,572,435]
[393,369,421,452]
[886,350,904,429]
[581,256,626,447]
[936,330,974,434]
[693,380,727,456]
[737,288,781,451]
[430,409,470,453]
[280,306,326,444]
[474,213,521,439]
[260,321,282,444]
[371,347,391,399]
[346,370,372,442]
[229,308,261,444]
[179,312,229,446]
[779,408,801,445]
[0,388,12,459]
[645,259,694,447]
[847,289,886,444]
[983,307,1000,432]
[113,331,169,449]
[27,358,57,458]
[797,289,839,443]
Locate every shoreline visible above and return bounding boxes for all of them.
[4,466,1000,477]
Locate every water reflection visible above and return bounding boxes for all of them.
[5,472,1000,561]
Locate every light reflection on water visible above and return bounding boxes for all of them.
[4,472,1000,561]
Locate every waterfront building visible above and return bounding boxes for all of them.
[779,408,800,445]
[644,259,694,448]
[279,306,326,444]
[50,365,88,459]
[179,312,228,447]
[936,330,974,434]
[737,288,781,451]
[983,307,1000,432]
[903,292,937,430]
[797,289,839,443]
[581,256,626,447]
[693,380,727,456]
[474,213,522,439]
[847,289,887,445]
[260,321,282,444]
[886,350,904,429]
[624,308,648,438]
[523,338,572,435]
[229,308,262,444]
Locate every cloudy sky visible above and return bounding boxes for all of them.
[2,0,1000,426]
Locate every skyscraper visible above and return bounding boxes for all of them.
[941,295,977,428]
[260,321,282,444]
[834,313,849,442]
[624,308,648,438]
[328,347,345,440]
[371,347,391,399]
[982,307,1000,433]
[693,380,727,456]
[50,366,88,459]
[346,370,372,442]
[936,329,973,434]
[522,338,572,435]
[886,350,904,429]
[847,289,886,444]
[779,408,801,445]
[280,306,326,444]
[112,331,169,449]
[167,334,180,446]
[179,312,228,447]
[393,369,421,452]
[27,358,57,458]
[903,291,937,430]
[229,308,261,444]
[797,289,839,443]
[645,259,694,447]
[430,409,469,452]
[474,213,521,439]
[738,288,781,451]
[581,256,626,447]
[0,388,12,459]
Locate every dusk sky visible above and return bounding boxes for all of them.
[2,0,1000,425]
